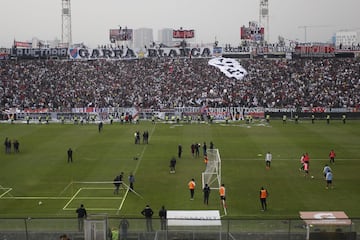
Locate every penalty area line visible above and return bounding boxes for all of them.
[0,188,13,198]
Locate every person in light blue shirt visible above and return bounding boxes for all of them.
[325,170,333,189]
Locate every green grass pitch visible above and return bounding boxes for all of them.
[1,119,360,219]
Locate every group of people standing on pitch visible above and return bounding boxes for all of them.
[113,172,136,194]
[299,150,335,188]
[265,149,335,189]
[190,141,212,158]
[134,130,149,144]
[187,178,227,209]
[4,137,20,154]
[172,141,214,171]
[259,148,338,212]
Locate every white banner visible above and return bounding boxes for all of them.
[167,210,221,226]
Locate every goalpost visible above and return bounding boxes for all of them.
[201,149,221,190]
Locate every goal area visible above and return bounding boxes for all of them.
[202,149,221,190]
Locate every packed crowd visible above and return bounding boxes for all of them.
[0,57,359,110]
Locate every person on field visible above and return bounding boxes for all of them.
[325,170,333,189]
[128,173,135,190]
[170,157,176,173]
[76,204,87,231]
[299,153,305,171]
[13,140,20,153]
[209,141,214,150]
[303,152,310,166]
[143,131,149,144]
[323,164,332,178]
[98,121,103,133]
[259,187,268,211]
[203,183,211,205]
[203,142,207,156]
[67,148,73,163]
[4,137,11,154]
[219,184,226,208]
[188,178,196,200]
[113,172,123,194]
[178,144,182,159]
[191,143,195,157]
[265,151,272,169]
[303,162,310,177]
[195,143,200,157]
[329,149,336,164]
[204,154,209,167]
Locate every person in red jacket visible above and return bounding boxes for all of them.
[303,152,310,166]
[329,149,336,164]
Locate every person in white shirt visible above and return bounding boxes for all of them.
[323,164,332,178]
[265,151,272,169]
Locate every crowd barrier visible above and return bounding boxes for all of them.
[0,218,358,240]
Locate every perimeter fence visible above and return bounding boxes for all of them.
[0,217,358,240]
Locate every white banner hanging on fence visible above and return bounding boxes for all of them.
[167,210,221,226]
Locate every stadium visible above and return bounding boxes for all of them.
[1,1,360,240]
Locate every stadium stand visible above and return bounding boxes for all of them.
[1,58,359,112]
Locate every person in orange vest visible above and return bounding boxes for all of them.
[204,154,208,166]
[259,187,268,211]
[219,184,226,208]
[329,149,336,164]
[188,178,196,200]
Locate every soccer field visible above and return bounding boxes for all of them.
[1,119,360,219]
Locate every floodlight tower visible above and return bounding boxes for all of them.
[61,0,72,47]
[259,0,269,43]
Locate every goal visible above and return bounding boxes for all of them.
[201,149,221,189]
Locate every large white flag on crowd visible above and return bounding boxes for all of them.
[208,57,247,80]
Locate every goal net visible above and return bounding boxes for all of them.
[201,149,221,190]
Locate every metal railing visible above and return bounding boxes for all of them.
[0,218,359,240]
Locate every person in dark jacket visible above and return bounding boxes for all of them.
[141,205,154,232]
[158,205,167,230]
[76,204,87,231]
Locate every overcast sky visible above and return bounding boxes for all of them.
[0,0,359,48]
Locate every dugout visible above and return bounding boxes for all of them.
[300,211,356,240]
